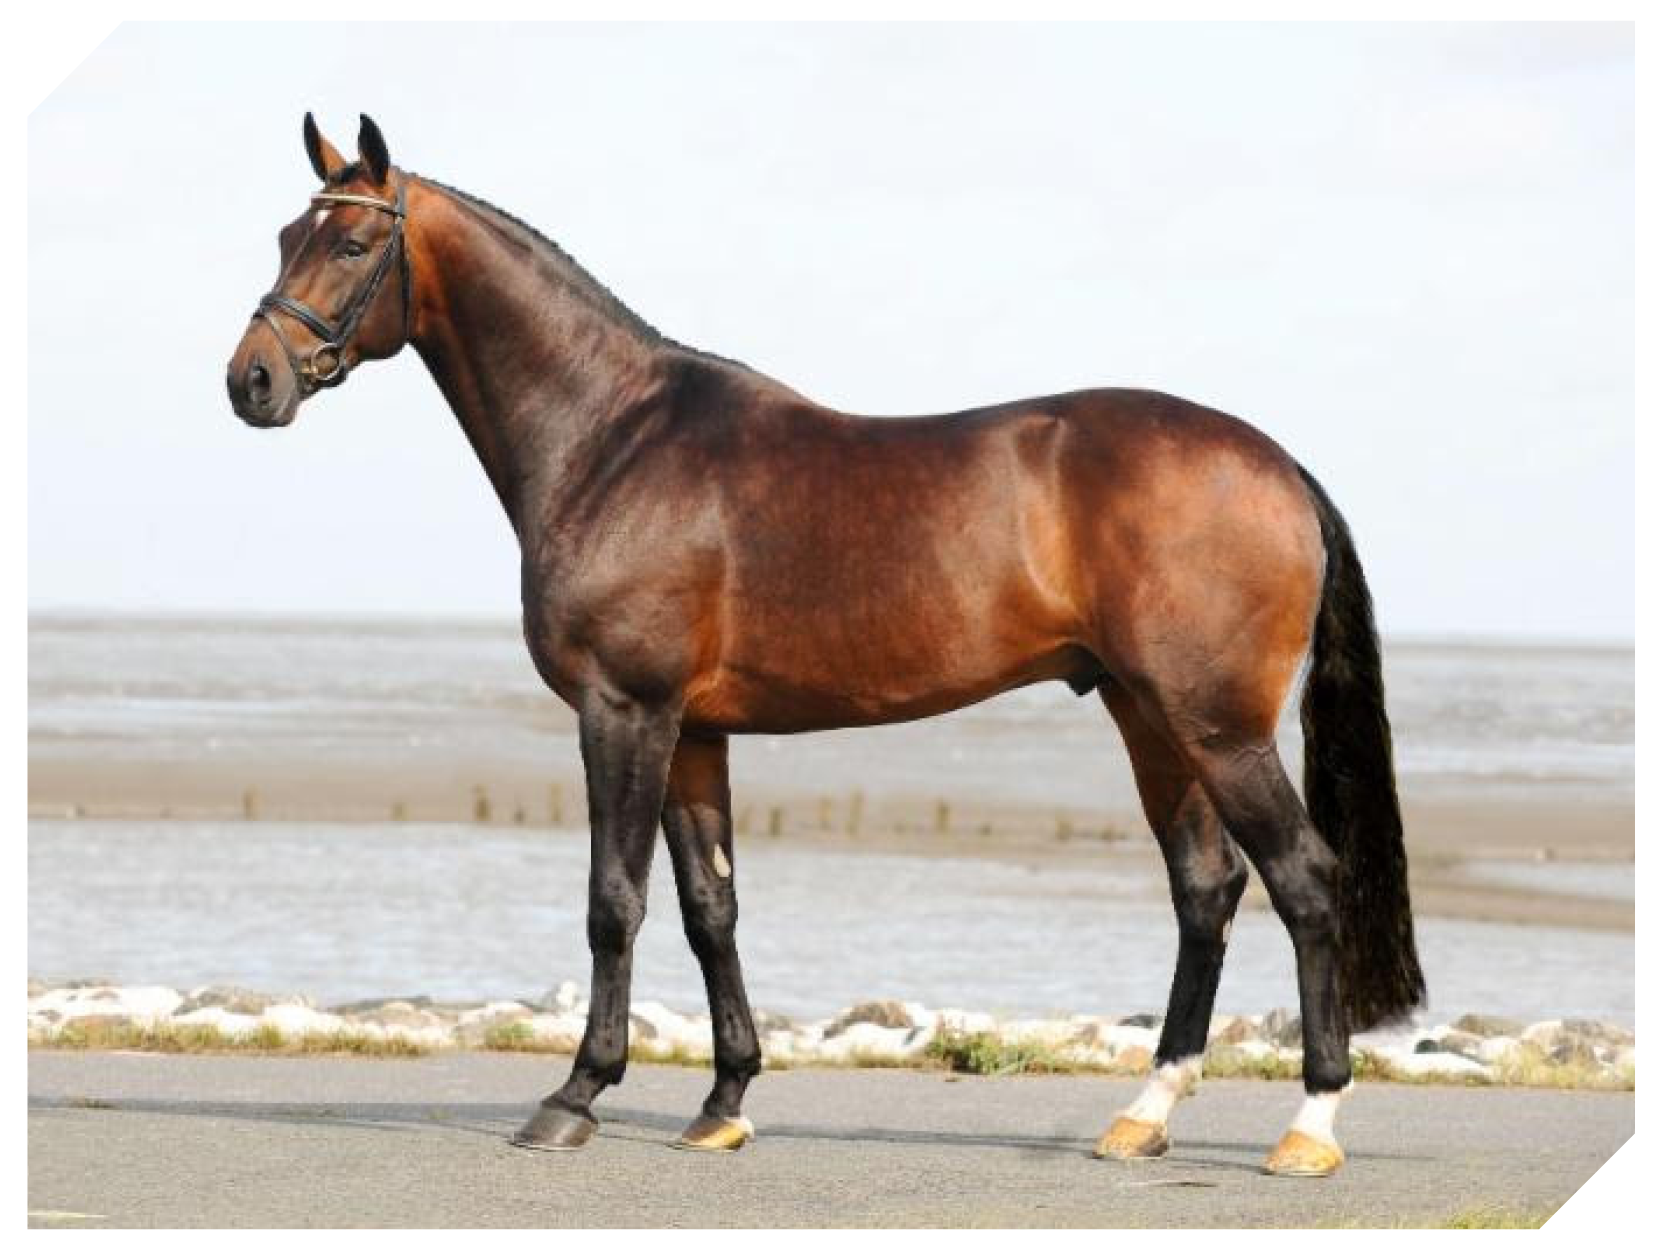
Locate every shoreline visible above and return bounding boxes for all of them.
[27,980,1636,1093]
[27,784,1634,934]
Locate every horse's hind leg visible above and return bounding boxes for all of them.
[1095,683,1248,1161]
[1170,721,1353,1177]
[659,731,762,1150]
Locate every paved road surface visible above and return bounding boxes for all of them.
[28,1052,1631,1227]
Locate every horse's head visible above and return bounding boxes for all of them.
[226,113,411,428]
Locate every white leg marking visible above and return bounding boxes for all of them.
[712,844,732,879]
[1288,1083,1352,1145]
[1123,1056,1202,1126]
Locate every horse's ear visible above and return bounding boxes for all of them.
[302,112,347,183]
[357,114,391,184]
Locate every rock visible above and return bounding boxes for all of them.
[1114,1045,1154,1074]
[761,1029,806,1063]
[825,1000,915,1037]
[752,1008,795,1034]
[329,995,434,1015]
[1074,1022,1160,1057]
[624,1001,712,1053]
[1117,1013,1162,1030]
[260,1003,345,1037]
[1451,1012,1524,1039]
[347,1002,450,1032]
[1208,1040,1278,1070]
[1518,1020,1631,1058]
[1477,1036,1522,1065]
[1383,1051,1494,1081]
[1263,1009,1303,1048]
[57,1012,133,1033]
[31,984,183,1024]
[1209,1015,1259,1046]
[1429,1028,1485,1061]
[534,981,585,1014]
[1558,1019,1634,1047]
[1521,1020,1564,1047]
[180,985,288,1016]
[1001,1018,1079,1048]
[524,1013,586,1050]
[818,1021,917,1062]
[1549,1038,1600,1068]
[452,1002,533,1045]
[173,1006,263,1038]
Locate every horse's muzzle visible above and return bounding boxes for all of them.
[227,348,298,428]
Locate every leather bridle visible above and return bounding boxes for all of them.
[253,174,410,394]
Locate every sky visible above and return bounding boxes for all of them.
[27,22,1634,641]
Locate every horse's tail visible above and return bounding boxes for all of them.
[1297,465,1426,1033]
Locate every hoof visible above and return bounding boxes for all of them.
[672,1113,755,1152]
[1262,1129,1344,1177]
[511,1103,598,1152]
[1094,1116,1170,1160]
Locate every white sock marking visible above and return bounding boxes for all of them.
[1123,1057,1201,1126]
[1288,1083,1352,1145]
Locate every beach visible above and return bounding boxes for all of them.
[27,613,1633,1020]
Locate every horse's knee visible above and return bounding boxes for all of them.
[1261,841,1340,939]
[1173,854,1249,941]
[588,875,647,954]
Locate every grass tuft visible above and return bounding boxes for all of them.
[1438,1206,1554,1229]
[924,1029,1109,1076]
[1202,1048,1304,1082]
[36,1018,429,1058]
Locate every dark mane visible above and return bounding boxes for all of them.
[414,172,670,348]
[409,173,757,375]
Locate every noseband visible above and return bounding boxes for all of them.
[254,175,410,393]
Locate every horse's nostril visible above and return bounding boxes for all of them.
[248,361,271,398]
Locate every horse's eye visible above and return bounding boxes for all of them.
[334,239,368,260]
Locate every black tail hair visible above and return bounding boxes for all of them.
[1298,466,1426,1032]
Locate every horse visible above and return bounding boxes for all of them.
[226,114,1424,1178]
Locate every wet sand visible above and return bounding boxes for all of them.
[27,753,1633,934]
[28,614,1633,936]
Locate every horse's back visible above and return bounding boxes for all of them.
[674,379,1321,734]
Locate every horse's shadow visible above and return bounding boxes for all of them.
[30,1095,1402,1173]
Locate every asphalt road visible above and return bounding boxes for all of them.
[29,1051,1632,1228]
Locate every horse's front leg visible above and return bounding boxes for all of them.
[512,690,681,1151]
[660,732,762,1150]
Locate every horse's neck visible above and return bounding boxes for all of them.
[407,180,668,535]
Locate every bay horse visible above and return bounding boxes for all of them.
[226,115,1424,1178]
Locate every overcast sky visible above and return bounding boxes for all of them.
[28,22,1633,641]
